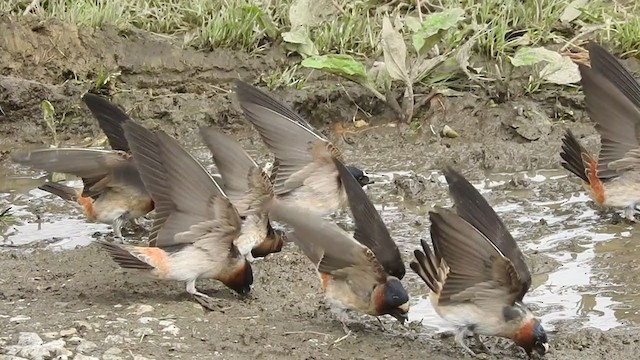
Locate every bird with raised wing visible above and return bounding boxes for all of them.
[560,42,640,221]
[235,80,372,216]
[269,156,408,331]
[98,121,253,309]
[199,126,285,260]
[410,167,548,358]
[10,94,153,238]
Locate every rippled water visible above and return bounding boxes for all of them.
[2,144,640,334]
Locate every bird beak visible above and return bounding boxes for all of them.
[360,175,373,186]
[388,308,408,324]
[530,342,549,359]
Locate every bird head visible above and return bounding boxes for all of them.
[345,165,373,187]
[223,261,253,296]
[514,317,549,358]
[374,277,410,324]
[250,221,286,258]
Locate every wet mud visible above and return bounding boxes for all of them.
[1,15,640,360]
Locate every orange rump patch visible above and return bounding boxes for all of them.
[140,247,169,277]
[586,159,605,205]
[77,196,97,221]
[320,273,330,291]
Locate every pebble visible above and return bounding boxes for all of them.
[133,328,153,337]
[67,336,83,346]
[75,340,97,354]
[160,325,180,336]
[137,317,156,324]
[103,335,124,344]
[17,333,43,346]
[59,328,77,337]
[42,332,59,339]
[131,304,154,315]
[133,356,154,360]
[9,315,31,323]
[102,347,123,360]
[73,321,92,332]
[157,320,174,327]
[73,355,99,360]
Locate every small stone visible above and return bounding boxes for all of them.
[42,332,59,339]
[104,347,122,355]
[103,335,124,345]
[75,340,97,354]
[73,355,99,360]
[0,356,28,360]
[133,328,153,337]
[10,315,31,323]
[60,328,77,337]
[43,339,66,350]
[132,356,154,360]
[17,332,43,346]
[102,356,122,360]
[160,325,179,336]
[18,346,51,359]
[131,304,154,316]
[157,320,174,327]
[73,321,92,332]
[54,356,69,360]
[137,317,156,324]
[67,336,83,346]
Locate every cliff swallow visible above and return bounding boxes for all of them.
[199,126,285,260]
[99,121,253,309]
[234,80,371,216]
[410,167,548,358]
[269,156,408,330]
[10,94,153,238]
[560,42,640,221]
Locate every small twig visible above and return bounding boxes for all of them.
[331,0,347,16]
[23,0,40,16]
[330,330,352,347]
[560,24,606,52]
[284,331,330,337]
[416,0,423,22]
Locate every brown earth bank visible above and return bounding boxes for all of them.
[1,14,640,360]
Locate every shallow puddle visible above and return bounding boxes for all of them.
[1,144,639,336]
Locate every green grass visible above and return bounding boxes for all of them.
[1,0,638,89]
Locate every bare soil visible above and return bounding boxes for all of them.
[1,14,639,360]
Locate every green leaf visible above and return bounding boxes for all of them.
[510,47,580,85]
[510,47,560,66]
[301,54,367,82]
[381,15,409,83]
[282,28,318,57]
[420,8,465,38]
[412,8,465,54]
[367,61,391,92]
[288,0,337,29]
[405,16,422,32]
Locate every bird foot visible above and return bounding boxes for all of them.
[375,316,387,331]
[193,293,224,311]
[474,334,493,354]
[455,329,477,357]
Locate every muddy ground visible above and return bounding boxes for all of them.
[1,13,640,360]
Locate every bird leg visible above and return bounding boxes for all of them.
[112,217,125,242]
[454,328,476,357]
[133,217,150,232]
[623,205,638,222]
[375,316,387,331]
[474,333,492,354]
[186,280,221,311]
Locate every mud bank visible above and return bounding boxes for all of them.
[1,14,639,360]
